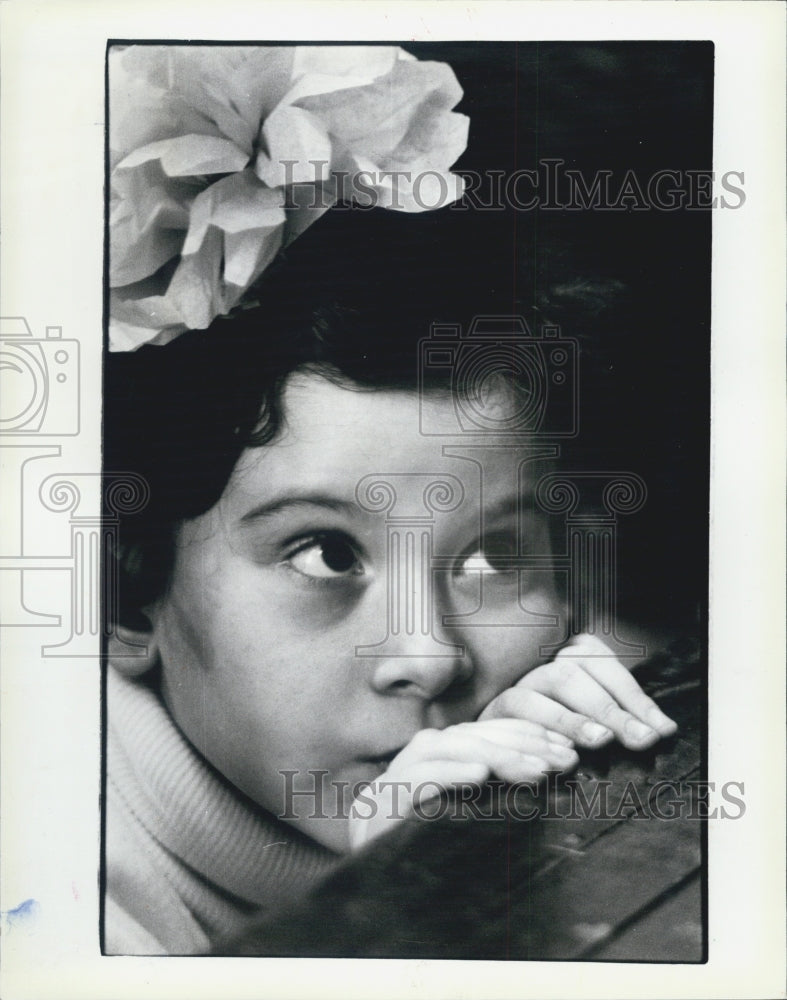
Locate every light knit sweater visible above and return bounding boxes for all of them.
[104,667,338,955]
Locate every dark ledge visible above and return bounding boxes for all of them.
[220,638,705,961]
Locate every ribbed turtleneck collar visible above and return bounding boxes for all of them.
[107,666,338,911]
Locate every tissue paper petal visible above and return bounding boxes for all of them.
[255,106,333,187]
[299,59,463,159]
[110,160,193,285]
[110,273,191,349]
[109,49,224,166]
[224,224,285,288]
[284,46,399,104]
[117,134,250,177]
[282,178,337,246]
[165,46,296,146]
[182,172,286,257]
[389,109,470,177]
[168,226,228,329]
[109,44,469,350]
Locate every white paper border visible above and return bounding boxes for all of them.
[1,2,784,998]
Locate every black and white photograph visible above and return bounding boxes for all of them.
[103,39,713,960]
[0,3,784,999]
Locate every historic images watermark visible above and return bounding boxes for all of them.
[278,769,745,823]
[0,316,148,656]
[0,318,80,436]
[418,316,579,437]
[280,159,746,212]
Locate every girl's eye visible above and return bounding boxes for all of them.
[459,533,518,575]
[284,533,364,580]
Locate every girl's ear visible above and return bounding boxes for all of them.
[108,620,159,677]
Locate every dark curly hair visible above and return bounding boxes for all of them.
[104,202,698,633]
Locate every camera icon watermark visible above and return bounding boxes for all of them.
[0,318,80,435]
[418,316,578,437]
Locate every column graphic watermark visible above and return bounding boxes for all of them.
[0,316,148,657]
[1,317,81,649]
[354,473,465,658]
[350,313,652,659]
[36,473,149,656]
[534,471,648,657]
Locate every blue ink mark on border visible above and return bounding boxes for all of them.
[1,898,40,932]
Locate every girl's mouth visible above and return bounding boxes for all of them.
[362,748,403,774]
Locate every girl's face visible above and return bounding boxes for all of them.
[150,371,564,852]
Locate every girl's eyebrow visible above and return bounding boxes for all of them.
[238,492,358,524]
[238,489,538,525]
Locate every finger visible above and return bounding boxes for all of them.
[353,760,490,820]
[460,720,578,766]
[526,662,662,749]
[576,657,678,736]
[469,715,576,747]
[395,752,564,787]
[560,632,617,655]
[348,760,483,851]
[389,728,575,780]
[479,686,615,747]
[551,643,677,738]
[389,728,530,774]
[378,759,491,808]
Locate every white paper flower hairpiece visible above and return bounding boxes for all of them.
[109,45,470,351]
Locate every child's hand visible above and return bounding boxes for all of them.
[349,717,578,851]
[348,634,677,852]
[479,633,678,751]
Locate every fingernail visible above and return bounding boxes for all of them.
[625,718,657,742]
[558,746,579,765]
[548,742,579,762]
[546,730,575,747]
[581,721,612,743]
[647,706,678,734]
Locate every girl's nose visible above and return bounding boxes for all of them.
[369,632,474,700]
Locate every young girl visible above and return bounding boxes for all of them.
[104,44,684,955]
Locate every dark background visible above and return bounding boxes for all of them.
[403,41,713,634]
[103,40,714,961]
[222,42,713,961]
[107,40,713,636]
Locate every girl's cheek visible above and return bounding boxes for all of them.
[225,552,367,626]
[470,613,562,690]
